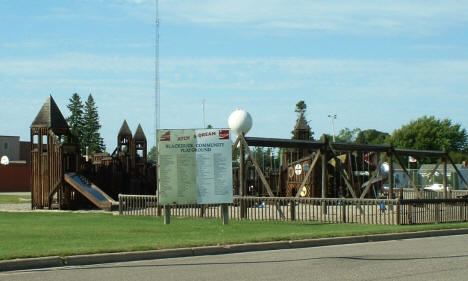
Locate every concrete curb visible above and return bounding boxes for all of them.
[2,228,468,272]
[0,256,63,272]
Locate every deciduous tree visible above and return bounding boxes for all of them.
[390,115,467,152]
[355,129,390,144]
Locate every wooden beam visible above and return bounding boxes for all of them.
[360,159,382,199]
[295,150,321,197]
[394,148,445,158]
[240,135,274,197]
[47,181,61,206]
[388,149,394,199]
[446,154,468,189]
[244,136,392,152]
[392,149,420,197]
[232,135,240,151]
[426,160,441,180]
[443,155,448,199]
[240,135,285,219]
[328,144,358,198]
[287,153,317,168]
[245,137,324,149]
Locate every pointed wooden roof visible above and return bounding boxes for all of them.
[118,120,132,136]
[31,95,69,129]
[294,113,310,131]
[133,124,146,141]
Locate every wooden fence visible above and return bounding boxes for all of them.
[119,194,468,225]
[399,199,468,224]
[396,189,468,199]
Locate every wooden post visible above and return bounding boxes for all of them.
[396,201,401,225]
[443,151,448,199]
[388,148,394,199]
[239,133,247,219]
[321,136,328,215]
[164,205,171,225]
[295,150,321,197]
[200,205,206,218]
[222,204,229,225]
[290,200,296,221]
[341,200,346,223]
[118,194,122,215]
[408,204,413,224]
[157,205,162,216]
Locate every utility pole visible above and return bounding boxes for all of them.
[202,99,206,128]
[154,0,160,147]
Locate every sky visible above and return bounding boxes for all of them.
[1,0,468,150]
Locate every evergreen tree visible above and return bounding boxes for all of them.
[147,146,158,163]
[66,93,84,146]
[295,100,307,115]
[82,94,106,154]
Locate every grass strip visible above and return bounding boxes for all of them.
[1,212,468,260]
[0,195,31,204]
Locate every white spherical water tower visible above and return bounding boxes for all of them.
[228,109,252,136]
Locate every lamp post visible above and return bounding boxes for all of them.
[327,114,337,142]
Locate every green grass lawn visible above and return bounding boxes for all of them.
[1,212,468,260]
[0,194,31,204]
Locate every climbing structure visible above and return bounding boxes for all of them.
[30,96,155,210]
[30,96,82,209]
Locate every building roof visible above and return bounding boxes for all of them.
[31,95,69,129]
[133,124,146,141]
[118,120,132,136]
[294,113,310,131]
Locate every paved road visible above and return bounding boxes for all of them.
[2,234,468,281]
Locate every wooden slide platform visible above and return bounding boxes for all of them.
[64,173,118,211]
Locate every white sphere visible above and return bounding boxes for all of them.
[0,156,9,165]
[228,109,252,135]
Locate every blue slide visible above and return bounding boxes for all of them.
[64,173,117,211]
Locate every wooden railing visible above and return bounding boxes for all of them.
[397,189,468,199]
[119,194,468,225]
[398,199,468,224]
[119,195,400,225]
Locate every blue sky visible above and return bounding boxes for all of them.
[1,0,468,150]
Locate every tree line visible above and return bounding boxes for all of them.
[66,93,106,155]
[147,100,468,164]
[298,100,468,163]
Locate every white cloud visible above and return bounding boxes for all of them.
[2,53,467,147]
[155,0,468,34]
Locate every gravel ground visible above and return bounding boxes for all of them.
[0,203,118,214]
[0,203,31,212]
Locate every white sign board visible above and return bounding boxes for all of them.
[157,129,233,205]
[294,164,302,175]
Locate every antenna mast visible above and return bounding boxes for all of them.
[154,0,160,147]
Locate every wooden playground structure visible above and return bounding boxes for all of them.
[30,96,155,210]
[233,112,468,202]
[29,96,468,219]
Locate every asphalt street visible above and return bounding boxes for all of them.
[2,234,468,281]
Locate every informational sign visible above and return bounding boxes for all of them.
[294,164,302,175]
[157,128,233,205]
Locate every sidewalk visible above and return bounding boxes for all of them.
[2,228,468,272]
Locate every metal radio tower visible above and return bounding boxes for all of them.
[154,0,160,147]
